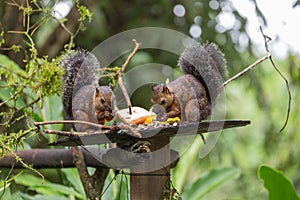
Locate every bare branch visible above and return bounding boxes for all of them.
[0,148,106,168]
[223,53,271,86]
[34,120,141,138]
[117,76,132,114]
[50,120,251,146]
[118,123,142,138]
[0,148,180,169]
[43,129,110,136]
[71,146,103,199]
[259,27,291,132]
[121,39,142,72]
[269,57,291,132]
[117,39,142,115]
[34,120,115,130]
[223,26,291,132]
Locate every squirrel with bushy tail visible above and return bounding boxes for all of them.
[61,42,226,128]
[151,42,227,122]
[62,49,116,132]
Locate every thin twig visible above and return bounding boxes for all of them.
[44,124,141,138]
[71,146,101,199]
[0,89,24,108]
[34,120,115,130]
[0,162,15,199]
[118,77,132,115]
[43,129,110,136]
[117,123,142,138]
[0,64,28,79]
[100,73,117,79]
[100,67,118,72]
[36,120,142,138]
[7,97,41,126]
[223,26,291,132]
[117,39,142,115]
[0,144,45,183]
[259,27,291,132]
[121,39,142,72]
[223,53,271,86]
[270,57,291,132]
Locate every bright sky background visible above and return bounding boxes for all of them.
[54,0,300,59]
[232,0,300,59]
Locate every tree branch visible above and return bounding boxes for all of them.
[38,0,95,58]
[223,26,291,132]
[116,39,142,115]
[71,146,106,199]
[223,52,271,86]
[49,120,251,146]
[259,27,291,132]
[0,148,106,168]
[34,120,141,138]
[0,148,180,169]
[34,120,115,130]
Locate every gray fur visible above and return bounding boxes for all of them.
[62,49,100,120]
[178,42,227,105]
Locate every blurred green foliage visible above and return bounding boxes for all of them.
[182,167,241,200]
[0,0,300,199]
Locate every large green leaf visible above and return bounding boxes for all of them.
[173,135,203,193]
[42,95,64,142]
[0,54,26,76]
[18,192,70,200]
[0,187,24,200]
[258,165,300,200]
[0,80,26,109]
[0,54,28,109]
[0,171,23,188]
[182,167,241,200]
[61,168,85,197]
[14,173,84,199]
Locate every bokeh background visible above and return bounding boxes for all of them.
[1,0,300,199]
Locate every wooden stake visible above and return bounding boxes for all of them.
[130,136,170,200]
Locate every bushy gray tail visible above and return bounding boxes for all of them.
[178,42,227,105]
[62,48,100,120]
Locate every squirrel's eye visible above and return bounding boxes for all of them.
[100,98,105,104]
[160,100,166,105]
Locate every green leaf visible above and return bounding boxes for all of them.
[0,80,26,109]
[0,187,18,200]
[173,136,204,193]
[18,192,69,200]
[0,54,26,76]
[258,165,300,200]
[43,95,63,142]
[0,171,23,188]
[14,173,84,199]
[14,173,45,187]
[28,185,66,196]
[61,168,85,197]
[27,109,43,122]
[182,167,241,200]
[0,182,11,192]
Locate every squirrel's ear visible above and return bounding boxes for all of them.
[162,85,171,94]
[108,83,113,90]
[95,87,101,96]
[152,84,158,91]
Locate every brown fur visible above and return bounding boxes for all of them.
[62,49,116,132]
[72,85,116,131]
[151,75,210,122]
[151,43,226,122]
